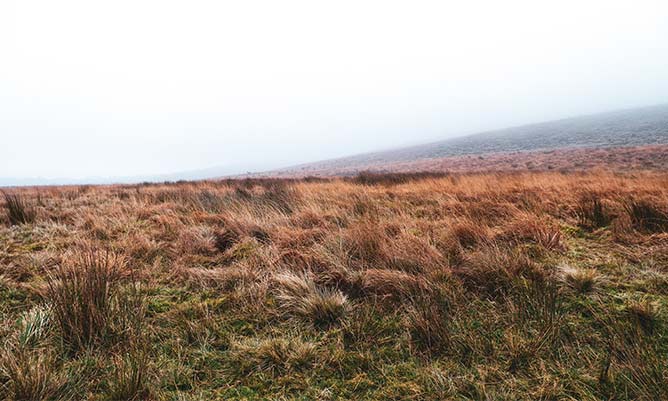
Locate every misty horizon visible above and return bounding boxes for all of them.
[2,1,668,184]
[3,102,665,187]
[2,101,667,186]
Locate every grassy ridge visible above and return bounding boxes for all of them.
[0,172,667,400]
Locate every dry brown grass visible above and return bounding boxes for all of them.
[273,271,350,329]
[1,170,667,399]
[44,250,144,355]
[2,191,36,226]
[560,265,600,294]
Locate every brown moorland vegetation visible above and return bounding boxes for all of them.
[0,171,667,400]
[265,144,668,177]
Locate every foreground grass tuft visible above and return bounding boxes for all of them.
[273,272,350,329]
[46,250,124,354]
[226,335,318,376]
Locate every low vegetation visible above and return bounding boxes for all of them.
[2,191,36,226]
[0,171,667,400]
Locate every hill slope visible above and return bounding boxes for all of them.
[271,103,668,176]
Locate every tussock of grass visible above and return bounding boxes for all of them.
[16,305,52,349]
[449,220,489,249]
[2,191,36,226]
[0,350,70,401]
[45,250,140,354]
[626,300,658,335]
[213,228,240,252]
[107,347,151,401]
[342,222,388,265]
[560,265,599,294]
[0,306,78,400]
[273,272,350,329]
[405,293,452,356]
[177,226,217,255]
[350,268,431,300]
[456,246,545,298]
[500,213,565,251]
[226,335,318,376]
[625,198,668,233]
[577,194,612,229]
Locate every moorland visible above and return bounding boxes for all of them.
[0,171,667,400]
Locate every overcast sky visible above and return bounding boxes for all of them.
[1,0,668,181]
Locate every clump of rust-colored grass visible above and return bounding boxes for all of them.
[455,247,545,298]
[625,198,668,233]
[45,250,124,354]
[576,194,612,229]
[500,213,565,251]
[260,182,299,214]
[385,233,445,274]
[341,222,387,265]
[449,220,490,249]
[349,268,431,301]
[2,191,36,226]
[177,226,217,256]
[193,189,224,213]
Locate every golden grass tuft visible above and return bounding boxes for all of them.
[227,335,318,376]
[273,272,350,329]
[560,265,599,294]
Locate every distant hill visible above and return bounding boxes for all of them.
[5,104,668,187]
[269,103,668,176]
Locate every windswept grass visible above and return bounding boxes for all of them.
[626,198,668,233]
[0,171,667,399]
[2,191,36,225]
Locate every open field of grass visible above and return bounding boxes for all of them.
[1,171,667,400]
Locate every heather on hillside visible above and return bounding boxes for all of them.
[0,172,667,400]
